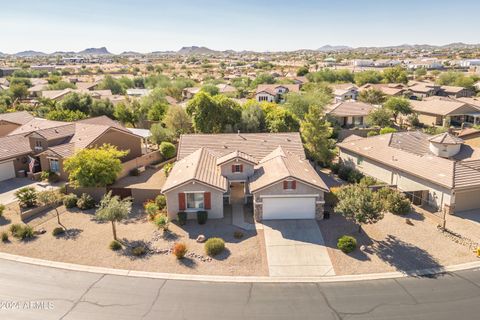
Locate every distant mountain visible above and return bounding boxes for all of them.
[120,51,142,56]
[15,50,47,57]
[77,47,112,55]
[177,46,218,55]
[317,45,353,52]
[51,51,76,55]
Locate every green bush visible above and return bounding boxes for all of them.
[155,214,169,231]
[109,240,122,251]
[367,130,379,137]
[52,227,65,236]
[197,210,208,225]
[0,204,5,217]
[1,231,9,242]
[205,237,225,256]
[11,225,35,241]
[379,127,397,135]
[132,246,146,256]
[177,211,187,225]
[330,163,340,174]
[77,193,95,210]
[386,192,412,215]
[163,163,173,177]
[9,223,22,236]
[337,235,357,253]
[15,187,37,208]
[359,176,378,186]
[234,231,244,239]
[144,201,159,220]
[63,193,78,208]
[347,169,364,183]
[155,195,166,210]
[338,165,352,181]
[159,142,176,159]
[40,171,60,183]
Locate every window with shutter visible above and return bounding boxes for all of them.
[178,193,186,210]
[204,192,211,209]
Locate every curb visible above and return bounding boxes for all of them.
[0,252,479,283]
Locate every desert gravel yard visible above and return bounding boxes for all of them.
[0,204,268,276]
[318,211,479,276]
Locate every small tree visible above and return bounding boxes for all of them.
[366,107,393,127]
[334,185,384,233]
[149,123,173,147]
[300,106,335,166]
[358,89,386,105]
[37,190,65,229]
[15,187,37,208]
[384,97,412,123]
[64,144,128,187]
[95,192,132,241]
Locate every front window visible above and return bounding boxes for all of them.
[187,192,204,209]
[49,158,60,173]
[232,164,242,173]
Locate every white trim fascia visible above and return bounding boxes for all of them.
[260,194,320,199]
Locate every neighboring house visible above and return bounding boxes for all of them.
[332,83,358,101]
[126,88,151,97]
[409,97,480,127]
[255,84,300,103]
[161,132,328,221]
[40,89,125,105]
[458,128,480,148]
[408,81,441,98]
[373,60,401,67]
[359,83,406,97]
[291,76,308,86]
[406,59,443,70]
[326,101,376,128]
[0,111,34,137]
[0,115,143,182]
[216,84,237,96]
[438,85,474,98]
[352,59,374,67]
[182,87,201,100]
[337,131,480,214]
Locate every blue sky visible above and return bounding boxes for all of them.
[1,0,479,54]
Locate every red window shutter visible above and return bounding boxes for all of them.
[204,192,211,209]
[231,164,235,173]
[240,164,243,172]
[292,180,296,189]
[283,181,288,189]
[178,193,186,210]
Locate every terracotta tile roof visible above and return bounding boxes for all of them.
[8,118,68,135]
[429,132,464,144]
[0,134,31,161]
[177,132,306,161]
[249,146,328,192]
[0,111,34,125]
[162,148,228,193]
[410,97,480,116]
[255,84,300,95]
[29,124,76,140]
[326,101,376,117]
[216,150,257,166]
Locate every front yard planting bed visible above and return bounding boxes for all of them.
[0,203,268,276]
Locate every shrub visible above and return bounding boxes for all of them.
[379,127,397,135]
[63,193,78,208]
[40,171,60,183]
[109,240,122,251]
[337,235,357,253]
[15,187,37,208]
[59,185,67,195]
[154,214,169,231]
[129,168,140,176]
[77,193,95,210]
[386,192,412,215]
[172,242,188,259]
[52,227,65,236]
[197,210,208,225]
[338,165,353,181]
[177,211,187,225]
[359,176,378,186]
[367,130,379,137]
[163,163,173,177]
[144,201,159,220]
[1,231,9,242]
[132,246,146,256]
[155,195,166,210]
[205,237,225,256]
[347,169,364,183]
[16,225,35,241]
[9,223,22,236]
[330,163,340,174]
[0,204,5,217]
[233,231,244,239]
[159,142,176,159]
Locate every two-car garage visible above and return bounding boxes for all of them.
[0,160,15,182]
[262,196,316,220]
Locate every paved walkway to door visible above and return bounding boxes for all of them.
[262,220,335,277]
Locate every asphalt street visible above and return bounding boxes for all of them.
[0,259,479,320]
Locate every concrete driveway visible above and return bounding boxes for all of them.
[262,220,335,277]
[0,178,60,205]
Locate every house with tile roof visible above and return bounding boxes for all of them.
[255,84,300,103]
[161,132,328,221]
[0,113,143,182]
[337,131,480,214]
[325,101,377,128]
[0,111,35,137]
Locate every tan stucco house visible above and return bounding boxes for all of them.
[161,133,328,221]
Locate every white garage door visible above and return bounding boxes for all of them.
[0,161,15,181]
[263,197,315,220]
